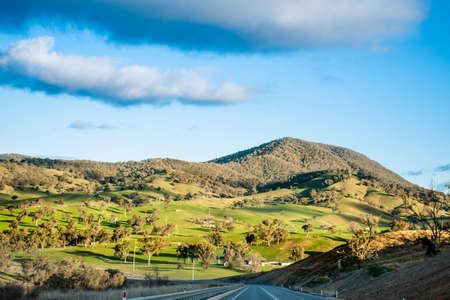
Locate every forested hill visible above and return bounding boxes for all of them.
[0,137,421,198]
[209,137,410,187]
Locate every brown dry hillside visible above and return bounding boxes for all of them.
[245,231,450,300]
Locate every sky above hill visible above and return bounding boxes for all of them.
[0,0,449,190]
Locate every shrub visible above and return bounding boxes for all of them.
[367,264,385,277]
[22,258,125,291]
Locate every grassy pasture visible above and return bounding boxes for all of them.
[0,177,396,279]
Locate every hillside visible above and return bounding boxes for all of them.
[242,231,450,300]
[210,137,410,186]
[0,137,447,284]
[0,137,418,196]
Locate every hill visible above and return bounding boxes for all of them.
[0,137,447,283]
[209,137,411,186]
[241,231,450,300]
[0,137,416,195]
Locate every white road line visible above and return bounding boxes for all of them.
[259,286,280,300]
[230,286,248,300]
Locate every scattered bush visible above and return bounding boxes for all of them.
[367,264,385,277]
[22,258,125,291]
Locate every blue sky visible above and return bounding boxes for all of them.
[0,0,448,190]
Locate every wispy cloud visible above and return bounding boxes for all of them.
[404,169,424,176]
[0,37,249,106]
[68,121,116,130]
[0,0,428,52]
[434,164,450,172]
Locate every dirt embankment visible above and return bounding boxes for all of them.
[340,248,450,300]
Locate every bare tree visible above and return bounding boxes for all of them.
[407,191,449,254]
[362,214,379,237]
[349,231,378,266]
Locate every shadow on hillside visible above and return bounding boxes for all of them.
[325,235,347,243]
[305,251,322,256]
[243,205,325,217]
[188,227,210,233]
[351,202,390,217]
[337,214,363,224]
[350,202,392,227]
[63,250,180,268]
[291,219,308,224]
[107,207,122,214]
[57,208,71,214]
[63,250,120,263]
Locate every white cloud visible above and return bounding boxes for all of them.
[138,0,427,47]
[0,0,428,51]
[0,36,249,105]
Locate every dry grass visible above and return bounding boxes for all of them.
[38,283,209,300]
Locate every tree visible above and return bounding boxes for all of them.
[348,222,362,236]
[110,214,119,225]
[253,219,288,246]
[97,214,104,225]
[114,241,130,263]
[100,201,107,212]
[152,223,176,237]
[246,252,263,273]
[206,231,224,247]
[302,223,313,237]
[389,219,410,231]
[362,214,379,237]
[290,245,304,261]
[97,229,112,245]
[32,210,44,226]
[9,219,19,230]
[30,226,52,249]
[176,244,189,264]
[146,211,160,225]
[196,242,216,270]
[140,236,166,266]
[128,215,147,234]
[223,241,249,268]
[112,225,132,243]
[63,213,72,223]
[187,243,198,264]
[245,233,257,245]
[407,192,449,254]
[124,203,133,217]
[349,231,378,266]
[87,213,95,225]
[0,235,13,272]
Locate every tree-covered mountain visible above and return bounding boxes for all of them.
[0,137,428,199]
[209,137,410,186]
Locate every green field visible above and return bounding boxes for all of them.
[0,176,397,280]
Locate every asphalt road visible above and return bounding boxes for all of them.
[222,284,328,300]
